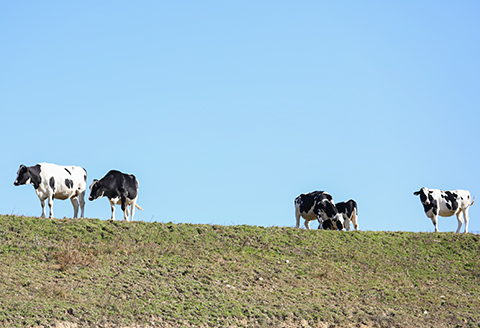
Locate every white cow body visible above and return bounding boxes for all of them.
[414,187,474,233]
[14,163,87,218]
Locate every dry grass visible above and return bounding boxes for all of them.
[0,215,479,327]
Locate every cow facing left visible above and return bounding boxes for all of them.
[14,163,87,219]
[88,170,143,222]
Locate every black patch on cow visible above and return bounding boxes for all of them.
[65,168,72,175]
[29,165,42,189]
[318,201,338,219]
[419,191,428,204]
[65,179,74,189]
[423,195,438,215]
[336,220,344,230]
[297,194,316,214]
[442,191,459,212]
[322,219,334,230]
[49,177,56,192]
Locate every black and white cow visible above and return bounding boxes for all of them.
[14,163,87,218]
[414,187,474,233]
[335,199,359,231]
[294,191,343,230]
[88,170,143,222]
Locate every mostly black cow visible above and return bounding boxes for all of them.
[294,191,343,230]
[414,187,474,233]
[336,199,359,231]
[14,163,87,218]
[89,170,143,221]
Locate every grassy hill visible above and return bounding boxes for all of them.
[0,215,479,328]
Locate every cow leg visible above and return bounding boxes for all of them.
[344,214,351,231]
[428,214,439,232]
[78,191,85,218]
[130,200,137,222]
[39,198,47,218]
[295,209,301,228]
[71,197,79,219]
[120,196,129,221]
[463,207,470,233]
[317,218,324,230]
[47,195,54,219]
[455,210,465,234]
[351,209,359,231]
[123,204,130,221]
[109,199,116,220]
[305,219,311,230]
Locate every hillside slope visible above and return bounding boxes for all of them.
[0,215,479,327]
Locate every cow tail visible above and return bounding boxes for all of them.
[135,204,145,211]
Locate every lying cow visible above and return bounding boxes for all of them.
[14,163,87,218]
[336,199,359,231]
[89,170,143,221]
[294,191,343,230]
[414,187,474,233]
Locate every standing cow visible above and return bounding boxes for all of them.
[336,199,359,231]
[294,191,343,230]
[414,187,474,233]
[88,170,143,222]
[14,163,87,218]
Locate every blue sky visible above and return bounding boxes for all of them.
[1,1,479,232]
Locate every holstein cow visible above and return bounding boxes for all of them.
[89,170,143,222]
[336,199,359,231]
[414,187,474,233]
[294,191,343,230]
[14,163,87,218]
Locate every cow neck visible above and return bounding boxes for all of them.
[29,165,42,189]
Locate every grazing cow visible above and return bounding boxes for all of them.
[88,170,143,221]
[336,199,359,231]
[294,191,343,230]
[414,187,474,233]
[14,163,87,218]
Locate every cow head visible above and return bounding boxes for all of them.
[317,201,345,230]
[14,165,31,186]
[414,187,433,205]
[88,179,104,201]
[320,214,345,230]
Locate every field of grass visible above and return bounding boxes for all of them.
[0,215,479,327]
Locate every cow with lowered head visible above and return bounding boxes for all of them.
[14,163,87,218]
[295,191,344,230]
[89,170,143,222]
[414,187,474,233]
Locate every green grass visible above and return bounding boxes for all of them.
[0,215,479,327]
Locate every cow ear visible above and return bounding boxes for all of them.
[429,190,434,194]
[413,191,420,196]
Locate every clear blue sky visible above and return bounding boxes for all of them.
[2,1,479,232]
